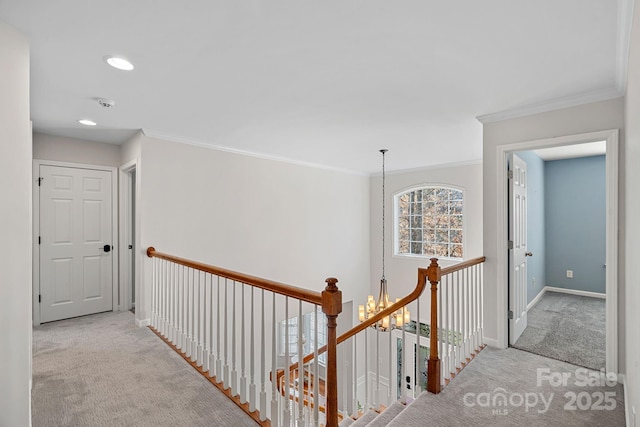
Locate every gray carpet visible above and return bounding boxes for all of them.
[32,311,258,427]
[388,347,625,426]
[513,291,606,370]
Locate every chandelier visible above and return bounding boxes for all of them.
[358,149,410,331]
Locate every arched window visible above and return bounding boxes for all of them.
[395,186,464,259]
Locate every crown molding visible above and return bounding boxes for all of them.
[140,129,368,177]
[475,87,624,124]
[478,0,633,125]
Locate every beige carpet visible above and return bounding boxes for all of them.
[32,311,258,427]
[513,292,605,370]
[388,347,625,426]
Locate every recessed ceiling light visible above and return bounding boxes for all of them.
[78,119,97,126]
[104,56,134,71]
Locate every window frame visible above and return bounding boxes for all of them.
[393,184,466,261]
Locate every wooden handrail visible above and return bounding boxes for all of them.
[440,256,486,277]
[280,267,430,379]
[280,256,487,390]
[146,247,323,305]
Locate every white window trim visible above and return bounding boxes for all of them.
[393,183,466,261]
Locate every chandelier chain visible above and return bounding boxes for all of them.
[381,149,386,280]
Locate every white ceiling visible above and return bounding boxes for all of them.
[534,141,607,161]
[0,1,632,174]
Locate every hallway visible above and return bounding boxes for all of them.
[32,311,257,427]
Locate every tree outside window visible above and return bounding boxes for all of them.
[395,186,463,259]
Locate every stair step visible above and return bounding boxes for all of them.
[365,401,406,426]
[338,416,355,427]
[350,409,378,426]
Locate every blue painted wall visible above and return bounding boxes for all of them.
[515,151,546,304]
[544,156,606,293]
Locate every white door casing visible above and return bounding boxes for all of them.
[39,164,114,323]
[509,154,528,344]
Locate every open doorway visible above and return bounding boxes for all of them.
[495,129,618,374]
[119,161,137,313]
[509,145,607,370]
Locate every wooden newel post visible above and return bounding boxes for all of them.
[426,258,442,394]
[321,277,342,427]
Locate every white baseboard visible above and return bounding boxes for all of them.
[528,286,605,313]
[527,287,547,311]
[483,337,499,348]
[544,286,606,299]
[135,318,150,327]
[620,374,630,427]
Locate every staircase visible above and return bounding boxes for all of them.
[146,247,485,426]
[338,400,408,426]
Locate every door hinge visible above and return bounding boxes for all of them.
[38,236,41,245]
[39,294,41,303]
[508,310,514,319]
[508,170,514,180]
[508,240,514,249]
[37,177,44,186]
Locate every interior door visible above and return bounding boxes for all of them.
[509,154,528,344]
[39,164,113,323]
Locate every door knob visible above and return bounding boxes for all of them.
[525,251,533,257]
[102,244,112,253]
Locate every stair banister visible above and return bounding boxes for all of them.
[426,258,442,394]
[146,247,343,427]
[321,277,342,427]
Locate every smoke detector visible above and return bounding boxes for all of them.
[98,98,115,108]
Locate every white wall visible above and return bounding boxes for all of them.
[0,22,32,427]
[137,135,371,322]
[33,132,121,166]
[482,97,625,362]
[624,1,640,423]
[369,162,483,317]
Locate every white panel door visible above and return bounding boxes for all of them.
[39,165,113,323]
[509,154,528,344]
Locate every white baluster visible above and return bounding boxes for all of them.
[472,265,478,352]
[480,265,484,346]
[455,271,461,371]
[207,273,214,376]
[231,281,238,395]
[297,301,304,426]
[216,276,222,382]
[183,266,189,353]
[194,271,201,365]
[175,265,180,350]
[352,334,357,418]
[283,297,290,427]
[203,273,210,373]
[223,278,230,389]
[162,260,167,335]
[240,284,247,403]
[171,262,177,346]
[151,258,156,327]
[439,276,444,386]
[462,269,471,359]
[364,328,369,409]
[189,268,196,361]
[259,289,267,420]
[388,322,392,405]
[416,298,420,396]
[373,327,379,408]
[249,286,256,411]
[270,293,278,426]
[313,306,319,427]
[401,305,406,403]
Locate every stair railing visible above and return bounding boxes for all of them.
[278,256,485,422]
[146,247,342,427]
